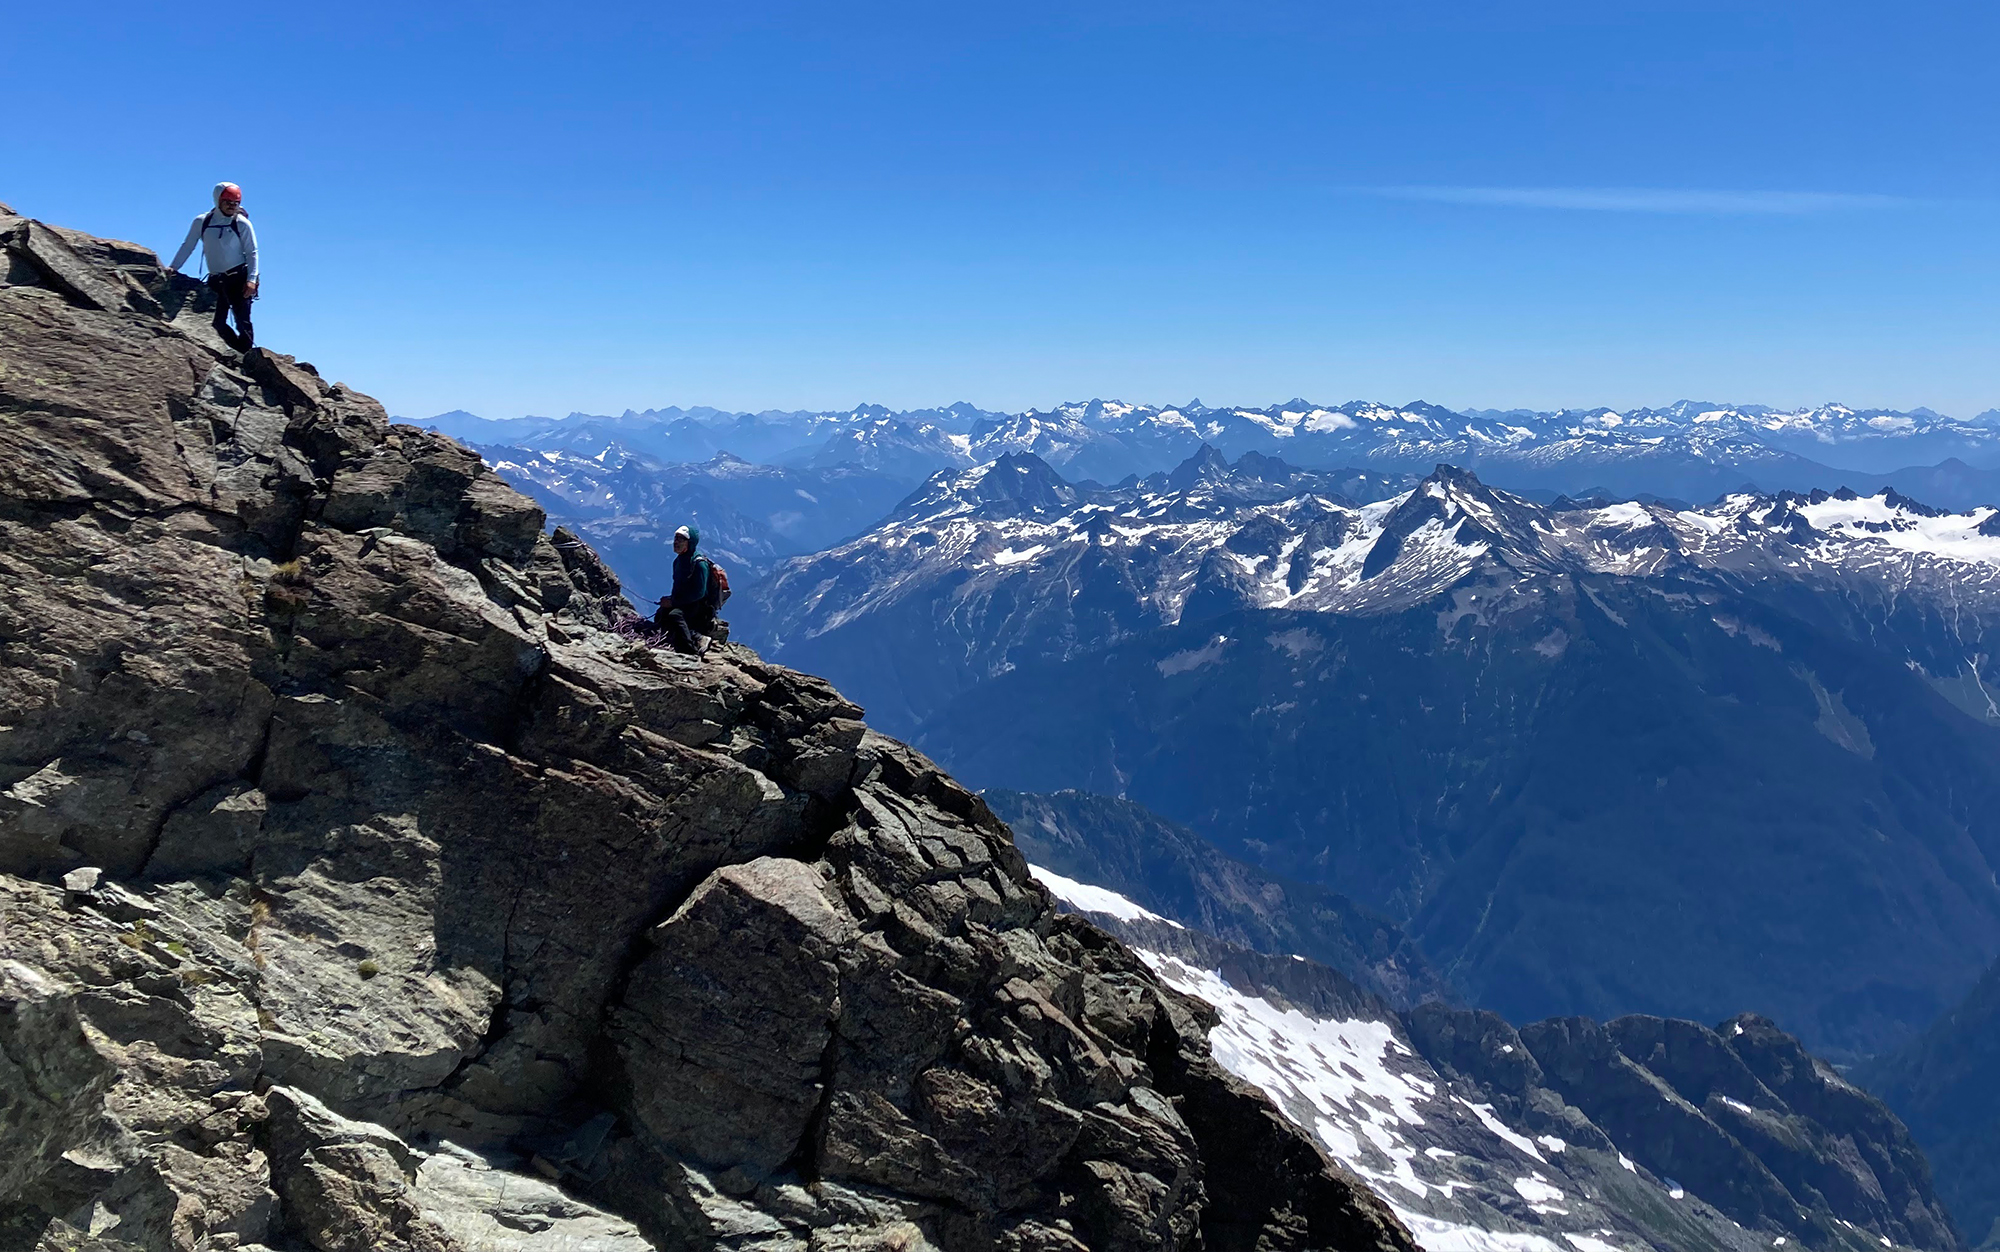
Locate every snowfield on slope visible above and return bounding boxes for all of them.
[1134,952,1595,1252]
[1026,865,1184,928]
[1019,864,1667,1250]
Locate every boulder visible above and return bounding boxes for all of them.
[610,857,856,1186]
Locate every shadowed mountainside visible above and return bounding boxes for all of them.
[984,788,1449,1010]
[1859,955,2000,1248]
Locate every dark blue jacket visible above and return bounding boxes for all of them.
[669,540,709,610]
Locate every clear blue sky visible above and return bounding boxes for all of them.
[14,1,1998,419]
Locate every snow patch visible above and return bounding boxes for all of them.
[1026,866,1183,928]
[1513,1175,1565,1205]
[1795,495,2000,565]
[1391,1210,1568,1252]
[1458,1099,1546,1163]
[1591,502,1652,528]
[992,544,1049,566]
[1267,628,1323,657]
[1137,954,1446,1203]
[1158,637,1229,675]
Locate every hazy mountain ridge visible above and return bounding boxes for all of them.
[422,397,2000,508]
[471,444,915,597]
[423,403,995,474]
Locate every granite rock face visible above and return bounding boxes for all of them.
[0,207,1414,1252]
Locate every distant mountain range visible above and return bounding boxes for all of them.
[468,445,913,600]
[742,451,2000,1062]
[421,398,2000,509]
[422,396,2000,622]
[423,403,988,483]
[745,447,2000,734]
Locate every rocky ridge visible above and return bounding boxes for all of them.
[1033,875,1961,1252]
[0,206,1413,1252]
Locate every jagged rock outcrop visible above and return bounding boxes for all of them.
[1430,1008,1959,1250]
[0,206,1414,1252]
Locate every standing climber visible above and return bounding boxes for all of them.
[654,524,716,656]
[167,183,259,351]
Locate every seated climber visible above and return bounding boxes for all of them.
[654,524,717,656]
[166,182,259,351]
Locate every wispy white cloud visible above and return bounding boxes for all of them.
[1366,186,1912,214]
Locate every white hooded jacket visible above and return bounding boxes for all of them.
[169,183,259,282]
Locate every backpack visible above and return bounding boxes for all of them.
[201,211,247,242]
[697,556,731,609]
[196,211,249,279]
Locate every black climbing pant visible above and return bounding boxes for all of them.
[655,602,715,655]
[207,266,254,351]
